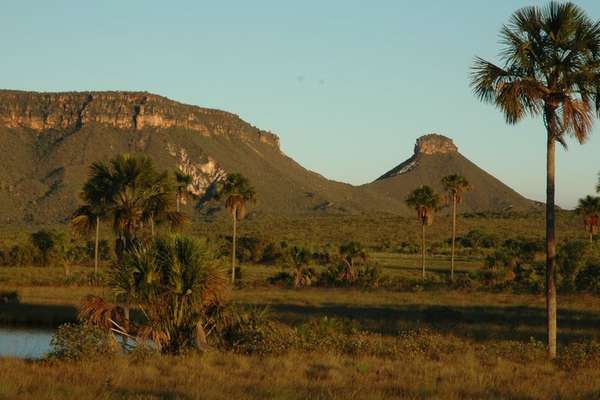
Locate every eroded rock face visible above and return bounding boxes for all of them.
[0,90,280,148]
[167,144,227,199]
[414,134,457,155]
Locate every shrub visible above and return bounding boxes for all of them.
[575,263,600,293]
[558,241,600,291]
[49,323,116,360]
[513,262,546,293]
[0,290,20,304]
[397,241,419,254]
[31,230,56,266]
[267,271,295,287]
[7,244,36,266]
[215,306,293,355]
[86,239,111,261]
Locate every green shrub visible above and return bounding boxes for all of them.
[49,323,116,360]
[7,244,36,266]
[215,306,293,355]
[513,262,545,293]
[575,263,600,293]
[31,230,56,266]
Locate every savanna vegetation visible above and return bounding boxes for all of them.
[2,2,600,399]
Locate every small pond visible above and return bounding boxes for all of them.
[0,327,54,359]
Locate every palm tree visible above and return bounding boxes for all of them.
[215,173,256,284]
[441,174,471,281]
[471,2,600,359]
[73,155,185,261]
[405,186,440,280]
[85,235,228,354]
[338,241,367,283]
[108,155,185,254]
[576,195,600,242]
[174,170,194,212]
[71,162,114,273]
[71,205,103,274]
[287,246,314,288]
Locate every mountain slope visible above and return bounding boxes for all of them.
[365,134,537,213]
[0,90,404,225]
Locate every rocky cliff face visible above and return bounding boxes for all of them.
[414,134,458,155]
[0,90,280,148]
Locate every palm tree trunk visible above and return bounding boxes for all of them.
[421,223,426,280]
[94,215,100,275]
[546,133,557,359]
[232,213,237,284]
[150,215,155,238]
[451,195,457,282]
[176,194,180,213]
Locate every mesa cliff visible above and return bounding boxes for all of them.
[0,90,405,225]
[0,90,280,148]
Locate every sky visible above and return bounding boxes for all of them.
[1,1,599,209]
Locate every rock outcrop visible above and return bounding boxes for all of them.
[0,90,280,148]
[367,133,536,212]
[414,134,458,155]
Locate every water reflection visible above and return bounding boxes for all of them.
[0,327,53,359]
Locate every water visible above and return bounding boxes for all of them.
[0,327,54,359]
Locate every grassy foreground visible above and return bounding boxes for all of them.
[1,342,600,400]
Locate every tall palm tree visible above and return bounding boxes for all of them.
[71,161,115,273]
[215,173,256,284]
[471,2,600,359]
[174,170,194,212]
[71,205,103,274]
[73,154,185,260]
[576,195,600,242]
[405,186,440,280]
[441,174,471,281]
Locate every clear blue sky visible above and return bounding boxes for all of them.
[2,1,599,208]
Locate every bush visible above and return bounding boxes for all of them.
[513,262,546,293]
[0,290,20,304]
[215,306,293,355]
[86,239,111,261]
[49,323,116,360]
[7,244,36,266]
[296,317,361,353]
[31,230,56,266]
[575,263,600,293]
[267,271,295,287]
[558,241,600,291]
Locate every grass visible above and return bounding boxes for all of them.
[1,237,599,399]
[1,340,600,399]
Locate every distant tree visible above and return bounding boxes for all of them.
[576,195,600,243]
[471,2,600,359]
[215,173,256,284]
[441,174,471,281]
[31,230,55,266]
[287,246,314,288]
[174,170,194,213]
[338,241,367,283]
[405,186,440,279]
[71,161,114,273]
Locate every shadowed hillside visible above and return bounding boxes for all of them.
[0,90,404,225]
